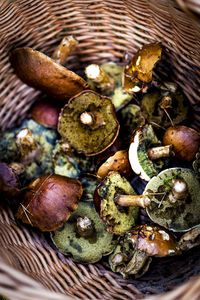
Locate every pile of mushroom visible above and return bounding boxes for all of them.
[0,37,200,276]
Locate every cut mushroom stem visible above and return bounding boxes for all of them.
[85,64,115,95]
[147,145,174,160]
[111,252,128,265]
[80,111,105,129]
[52,35,77,65]
[115,194,151,208]
[168,178,188,204]
[16,128,41,162]
[76,216,95,238]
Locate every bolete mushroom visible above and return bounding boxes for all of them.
[58,90,120,156]
[141,89,189,128]
[16,174,82,231]
[10,36,89,101]
[85,62,132,110]
[122,43,162,94]
[109,224,180,278]
[30,100,61,128]
[163,125,200,162]
[143,168,200,232]
[51,201,117,263]
[93,171,139,235]
[128,124,174,182]
[96,150,132,181]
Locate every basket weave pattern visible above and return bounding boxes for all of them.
[0,1,200,299]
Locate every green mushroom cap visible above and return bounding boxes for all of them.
[144,168,200,232]
[58,90,120,156]
[51,201,117,263]
[94,171,139,235]
[141,89,189,128]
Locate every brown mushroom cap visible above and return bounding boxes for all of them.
[163,125,200,162]
[58,90,120,156]
[10,47,89,101]
[97,150,132,180]
[123,43,162,93]
[126,224,181,257]
[31,100,61,128]
[16,174,82,231]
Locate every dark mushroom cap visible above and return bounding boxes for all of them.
[126,224,181,257]
[31,100,61,128]
[163,125,200,162]
[10,47,89,101]
[93,171,139,235]
[144,168,200,232]
[51,201,116,263]
[123,43,162,94]
[0,162,21,198]
[58,90,120,156]
[16,174,82,231]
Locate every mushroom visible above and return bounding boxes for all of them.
[122,43,162,94]
[143,168,200,232]
[141,89,189,128]
[51,201,117,263]
[96,150,132,181]
[0,119,58,182]
[30,99,61,128]
[10,36,89,101]
[163,125,200,162]
[16,128,41,162]
[109,224,181,278]
[128,124,174,182]
[85,62,132,110]
[57,90,120,156]
[93,171,139,235]
[16,174,82,231]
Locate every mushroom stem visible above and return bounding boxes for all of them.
[80,111,105,129]
[147,145,174,160]
[168,178,188,204]
[76,216,95,238]
[16,128,41,162]
[111,253,128,265]
[85,64,115,95]
[52,35,77,65]
[115,194,151,208]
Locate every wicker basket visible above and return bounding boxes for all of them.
[0,0,200,299]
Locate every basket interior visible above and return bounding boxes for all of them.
[0,1,200,299]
